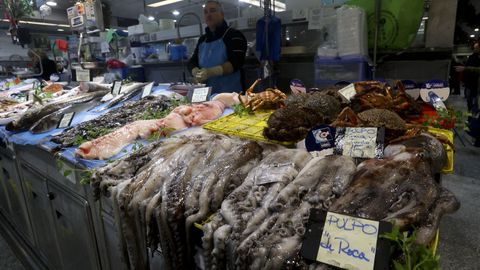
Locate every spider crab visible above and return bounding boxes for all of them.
[331,107,415,142]
[351,80,421,117]
[239,79,287,111]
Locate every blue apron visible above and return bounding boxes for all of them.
[198,27,242,94]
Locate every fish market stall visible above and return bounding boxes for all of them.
[0,77,459,270]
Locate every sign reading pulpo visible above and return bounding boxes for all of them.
[317,212,379,270]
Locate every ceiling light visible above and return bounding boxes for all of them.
[147,0,182,8]
[471,34,475,38]
[0,18,69,27]
[172,10,180,16]
[173,19,177,23]
[57,28,64,31]
[202,4,205,8]
[239,0,285,12]
[148,16,155,21]
[475,28,479,32]
[46,1,57,6]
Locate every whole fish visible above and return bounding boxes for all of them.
[29,99,101,134]
[6,89,108,132]
[102,82,148,110]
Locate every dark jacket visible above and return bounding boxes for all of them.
[36,58,58,80]
[188,20,247,73]
[464,53,480,91]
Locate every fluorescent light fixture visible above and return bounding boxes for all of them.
[471,34,475,38]
[46,1,57,6]
[239,0,285,11]
[475,28,479,32]
[0,18,69,27]
[57,28,64,31]
[422,16,428,20]
[147,0,182,8]
[172,10,180,16]
[148,16,155,21]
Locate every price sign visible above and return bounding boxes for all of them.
[338,83,356,102]
[141,82,154,99]
[57,112,75,128]
[300,209,392,270]
[188,87,211,103]
[26,92,34,102]
[111,81,122,96]
[76,69,90,82]
[254,163,296,185]
[342,127,378,159]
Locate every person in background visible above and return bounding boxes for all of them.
[28,49,58,81]
[188,0,247,94]
[455,41,480,113]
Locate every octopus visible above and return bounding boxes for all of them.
[330,133,460,245]
[264,92,342,142]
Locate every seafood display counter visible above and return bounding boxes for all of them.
[0,79,460,270]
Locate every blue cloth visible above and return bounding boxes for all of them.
[198,29,242,94]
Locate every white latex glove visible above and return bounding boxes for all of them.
[194,65,224,83]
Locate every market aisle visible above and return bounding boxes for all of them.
[0,234,24,270]
[439,94,480,269]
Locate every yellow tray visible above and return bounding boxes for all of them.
[427,127,454,174]
[203,110,295,146]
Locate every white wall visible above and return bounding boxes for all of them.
[0,32,29,60]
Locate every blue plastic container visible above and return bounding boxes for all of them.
[169,45,187,61]
[314,55,371,87]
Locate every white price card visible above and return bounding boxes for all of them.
[317,212,379,270]
[111,81,122,96]
[76,69,90,82]
[57,112,75,129]
[338,83,357,102]
[190,87,211,103]
[342,127,378,159]
[141,82,154,99]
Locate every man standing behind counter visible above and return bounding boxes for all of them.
[188,0,247,94]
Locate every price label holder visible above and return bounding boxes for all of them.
[335,127,385,159]
[300,209,392,270]
[290,79,306,94]
[76,69,90,82]
[188,87,211,103]
[26,92,34,102]
[305,125,336,152]
[57,112,75,129]
[338,83,357,102]
[141,82,154,99]
[111,81,122,96]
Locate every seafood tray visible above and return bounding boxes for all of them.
[203,110,295,146]
[427,127,454,174]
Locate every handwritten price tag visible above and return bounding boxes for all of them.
[189,87,211,103]
[317,212,379,270]
[141,82,154,98]
[338,83,356,102]
[342,127,378,159]
[76,69,90,82]
[111,81,122,96]
[57,112,75,129]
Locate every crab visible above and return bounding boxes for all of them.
[350,81,421,117]
[263,93,342,142]
[331,107,414,142]
[239,79,287,111]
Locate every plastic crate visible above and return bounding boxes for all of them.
[314,56,370,87]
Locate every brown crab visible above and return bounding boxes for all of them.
[331,107,412,141]
[350,81,421,118]
[239,79,287,111]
